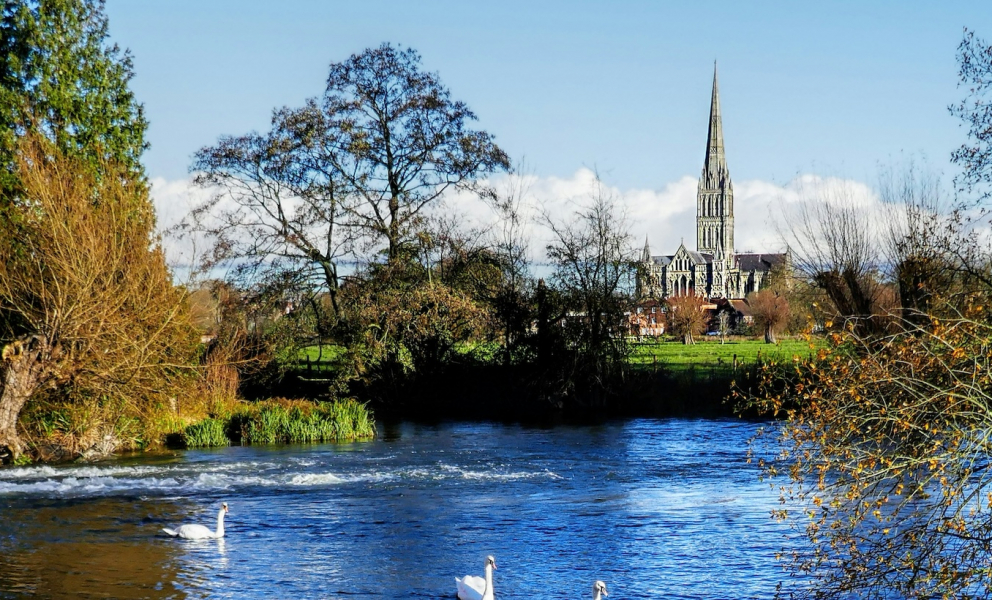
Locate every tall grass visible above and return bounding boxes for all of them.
[181,418,229,448]
[180,398,375,448]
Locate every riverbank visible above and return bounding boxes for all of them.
[280,338,814,422]
[10,338,811,464]
[14,396,375,465]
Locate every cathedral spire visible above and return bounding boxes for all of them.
[696,61,734,260]
[702,61,729,189]
[642,236,651,262]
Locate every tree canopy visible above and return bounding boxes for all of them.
[0,0,148,194]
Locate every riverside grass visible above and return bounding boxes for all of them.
[181,398,375,448]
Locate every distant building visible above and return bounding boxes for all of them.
[638,64,788,300]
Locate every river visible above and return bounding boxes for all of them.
[0,419,799,599]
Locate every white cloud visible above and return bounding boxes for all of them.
[150,169,886,271]
[439,168,883,260]
[149,176,214,274]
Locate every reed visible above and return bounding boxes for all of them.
[181,418,229,448]
[181,398,375,448]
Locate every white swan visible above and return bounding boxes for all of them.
[593,580,609,599]
[455,555,496,600]
[162,502,228,539]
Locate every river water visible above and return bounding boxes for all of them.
[0,419,799,599]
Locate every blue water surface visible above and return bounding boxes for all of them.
[0,419,799,599]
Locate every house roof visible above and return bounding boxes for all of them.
[730,299,752,316]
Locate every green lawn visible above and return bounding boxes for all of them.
[629,337,818,374]
[293,344,347,376]
[291,337,819,377]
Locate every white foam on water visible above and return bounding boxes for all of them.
[288,473,347,486]
[0,475,182,496]
[0,457,561,498]
[436,463,563,481]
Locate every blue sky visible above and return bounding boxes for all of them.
[105,1,990,188]
[103,1,992,260]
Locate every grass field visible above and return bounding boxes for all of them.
[629,337,818,374]
[291,337,819,378]
[293,344,347,376]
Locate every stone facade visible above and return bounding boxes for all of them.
[639,65,787,300]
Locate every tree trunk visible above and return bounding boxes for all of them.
[764,325,777,344]
[0,337,48,463]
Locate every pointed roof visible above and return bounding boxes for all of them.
[701,62,730,190]
[642,236,651,262]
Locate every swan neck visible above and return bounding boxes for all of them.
[216,509,226,537]
[483,564,493,599]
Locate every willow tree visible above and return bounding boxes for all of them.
[665,293,707,345]
[0,139,197,463]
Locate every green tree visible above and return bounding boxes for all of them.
[336,259,487,404]
[0,0,148,194]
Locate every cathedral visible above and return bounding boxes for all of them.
[639,65,787,300]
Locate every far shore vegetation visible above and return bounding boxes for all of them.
[5,4,992,596]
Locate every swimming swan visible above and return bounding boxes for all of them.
[593,580,609,599]
[163,502,228,539]
[455,555,496,600]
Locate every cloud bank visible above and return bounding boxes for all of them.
[150,169,883,270]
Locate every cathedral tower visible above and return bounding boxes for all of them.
[696,63,734,265]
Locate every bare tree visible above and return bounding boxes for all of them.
[484,163,535,363]
[747,289,789,344]
[543,174,637,398]
[951,28,992,205]
[876,162,961,324]
[189,109,353,323]
[316,43,510,262]
[665,293,707,345]
[777,177,888,333]
[717,309,731,344]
